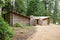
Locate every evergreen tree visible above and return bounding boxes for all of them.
[15,0,26,15]
[53,0,58,24]
[27,0,45,16]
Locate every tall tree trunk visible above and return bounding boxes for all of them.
[53,0,58,24]
[0,6,2,15]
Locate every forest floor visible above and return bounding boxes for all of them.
[27,24,60,40]
[11,24,60,40]
[11,26,36,40]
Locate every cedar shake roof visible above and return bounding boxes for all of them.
[13,12,30,19]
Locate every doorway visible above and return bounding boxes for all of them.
[35,19,39,25]
[37,19,39,24]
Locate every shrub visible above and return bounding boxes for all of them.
[0,16,14,40]
[57,18,60,24]
[14,23,23,28]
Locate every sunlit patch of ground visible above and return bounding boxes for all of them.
[27,24,60,40]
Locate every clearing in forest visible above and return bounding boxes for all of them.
[27,24,60,40]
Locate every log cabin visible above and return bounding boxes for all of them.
[3,12,50,26]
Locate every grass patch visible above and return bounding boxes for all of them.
[13,23,34,29]
[22,26,34,29]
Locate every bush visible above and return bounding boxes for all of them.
[0,16,14,40]
[14,23,23,28]
[57,18,60,24]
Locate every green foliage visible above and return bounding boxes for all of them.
[0,16,14,40]
[15,0,26,15]
[38,1,46,16]
[15,0,47,16]
[14,23,23,28]
[0,0,3,6]
[27,0,46,16]
[2,0,13,14]
[1,0,60,24]
[27,0,39,16]
[57,18,60,24]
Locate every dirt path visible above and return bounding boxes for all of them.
[11,27,35,40]
[27,24,60,40]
